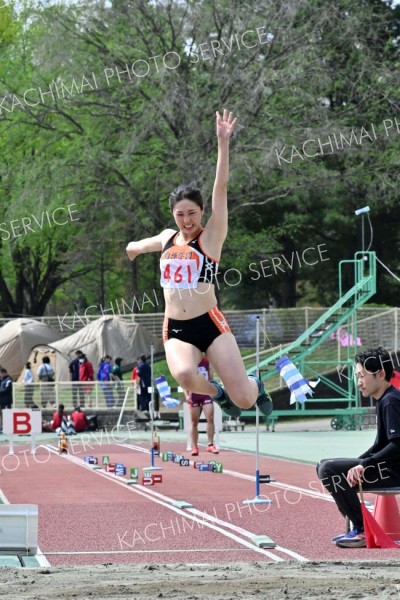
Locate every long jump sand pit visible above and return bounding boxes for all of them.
[3,561,400,599]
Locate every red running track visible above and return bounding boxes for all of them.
[1,440,399,566]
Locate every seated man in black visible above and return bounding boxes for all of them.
[317,347,400,548]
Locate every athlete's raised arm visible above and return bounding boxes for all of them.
[203,109,237,248]
[126,228,176,262]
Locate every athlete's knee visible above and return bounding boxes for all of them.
[170,367,197,389]
[228,388,254,409]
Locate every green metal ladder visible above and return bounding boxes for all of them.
[248,251,377,421]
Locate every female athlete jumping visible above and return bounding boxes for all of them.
[126,109,272,417]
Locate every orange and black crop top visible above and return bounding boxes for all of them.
[160,231,219,289]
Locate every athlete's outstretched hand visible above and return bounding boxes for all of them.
[216,109,237,140]
[126,242,139,261]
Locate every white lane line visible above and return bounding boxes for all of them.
[116,442,153,453]
[188,510,308,562]
[114,443,149,454]
[117,444,309,561]
[274,546,309,561]
[188,508,308,562]
[46,445,284,562]
[0,489,9,505]
[61,441,315,561]
[0,489,51,567]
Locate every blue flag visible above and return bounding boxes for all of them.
[275,356,319,404]
[155,375,181,408]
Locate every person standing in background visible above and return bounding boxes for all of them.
[69,350,83,407]
[0,367,13,433]
[37,356,55,408]
[79,354,94,408]
[186,357,219,456]
[23,361,35,407]
[112,357,125,407]
[97,355,115,408]
[131,362,140,410]
[137,355,151,412]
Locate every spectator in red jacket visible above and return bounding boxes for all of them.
[51,404,65,431]
[131,364,139,383]
[71,406,89,433]
[131,364,140,409]
[51,404,76,435]
[79,354,94,408]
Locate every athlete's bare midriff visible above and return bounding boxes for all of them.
[163,284,218,320]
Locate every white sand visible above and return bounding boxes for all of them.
[3,561,400,599]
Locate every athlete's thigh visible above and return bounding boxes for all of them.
[205,333,249,396]
[164,338,202,376]
[202,402,214,421]
[190,405,201,425]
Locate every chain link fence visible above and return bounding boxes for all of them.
[2,306,397,350]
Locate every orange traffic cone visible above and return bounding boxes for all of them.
[359,484,399,549]
[373,495,400,542]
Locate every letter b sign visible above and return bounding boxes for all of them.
[2,409,42,435]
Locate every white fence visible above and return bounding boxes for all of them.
[12,381,151,411]
[1,306,399,349]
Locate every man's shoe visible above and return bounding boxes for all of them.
[249,375,273,416]
[335,527,366,548]
[210,380,241,418]
[191,447,199,457]
[331,532,348,543]
[207,444,219,454]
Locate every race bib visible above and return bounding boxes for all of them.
[160,257,203,289]
[198,366,209,381]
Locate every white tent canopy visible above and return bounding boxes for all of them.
[0,318,62,379]
[42,316,164,380]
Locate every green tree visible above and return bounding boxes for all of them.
[0,0,399,317]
